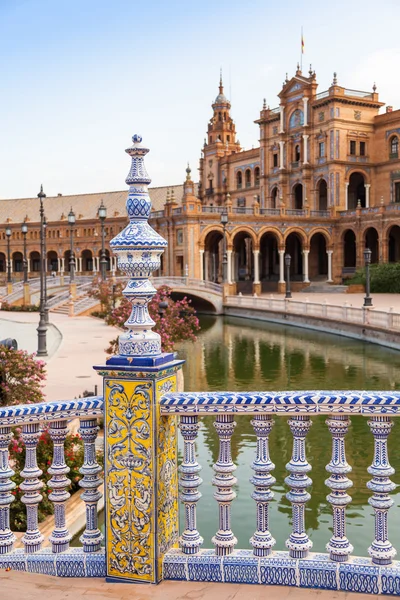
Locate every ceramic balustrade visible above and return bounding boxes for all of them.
[160,390,400,594]
[0,397,104,574]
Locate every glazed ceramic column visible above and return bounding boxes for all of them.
[212,414,237,555]
[78,418,103,552]
[20,423,45,553]
[48,420,72,553]
[95,135,183,584]
[178,415,203,554]
[250,415,276,557]
[325,416,353,562]
[227,249,232,284]
[367,416,396,565]
[327,250,333,283]
[278,250,285,283]
[0,426,16,554]
[302,250,310,283]
[285,415,313,558]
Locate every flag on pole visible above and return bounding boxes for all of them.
[301,29,304,54]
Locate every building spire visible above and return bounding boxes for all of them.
[186,162,191,181]
[219,68,223,94]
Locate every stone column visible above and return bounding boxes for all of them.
[327,250,333,283]
[204,251,209,281]
[253,249,260,295]
[303,97,308,126]
[303,250,310,283]
[199,249,204,280]
[303,134,309,164]
[345,182,349,210]
[279,141,285,170]
[365,184,371,208]
[278,249,285,283]
[279,105,284,133]
[95,134,183,584]
[227,249,232,284]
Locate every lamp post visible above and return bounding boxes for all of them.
[21,222,28,284]
[68,207,76,283]
[285,253,292,299]
[5,226,11,286]
[220,208,228,283]
[98,199,107,280]
[43,216,49,323]
[37,185,47,357]
[364,247,373,307]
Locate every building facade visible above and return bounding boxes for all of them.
[1,67,400,293]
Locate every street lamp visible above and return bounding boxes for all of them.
[5,226,11,285]
[98,199,107,280]
[37,184,47,357]
[43,216,49,324]
[68,207,76,283]
[364,247,373,307]
[21,222,28,284]
[285,253,292,299]
[220,208,228,283]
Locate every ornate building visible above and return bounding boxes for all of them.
[2,66,400,293]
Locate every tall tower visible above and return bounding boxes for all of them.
[199,73,240,203]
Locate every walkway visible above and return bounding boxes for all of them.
[0,311,119,401]
[0,571,375,600]
[285,292,400,311]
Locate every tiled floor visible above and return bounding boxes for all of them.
[0,570,378,600]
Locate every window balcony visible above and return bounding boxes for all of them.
[390,152,399,160]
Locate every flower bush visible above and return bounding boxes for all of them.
[345,262,400,293]
[0,347,46,407]
[10,428,104,532]
[106,284,200,354]
[1,302,39,312]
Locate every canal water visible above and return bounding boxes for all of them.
[75,315,400,556]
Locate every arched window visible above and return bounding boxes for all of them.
[271,187,279,208]
[254,167,260,186]
[390,136,399,158]
[294,144,301,162]
[245,169,251,188]
[237,171,243,190]
[218,112,222,122]
[209,136,213,143]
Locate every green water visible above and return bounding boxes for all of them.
[176,315,400,557]
[74,315,400,556]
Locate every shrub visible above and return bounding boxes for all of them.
[106,285,200,354]
[10,428,104,532]
[0,347,46,406]
[345,263,400,293]
[1,302,39,312]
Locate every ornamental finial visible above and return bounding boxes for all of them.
[186,162,191,181]
[109,135,167,359]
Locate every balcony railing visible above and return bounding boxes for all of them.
[286,208,306,217]
[202,206,224,214]
[344,88,373,99]
[389,153,399,160]
[260,208,280,216]
[310,210,330,217]
[232,207,253,214]
[151,210,165,218]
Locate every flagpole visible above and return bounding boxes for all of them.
[301,26,303,71]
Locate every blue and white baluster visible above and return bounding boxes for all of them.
[250,414,276,556]
[78,418,104,552]
[178,415,204,554]
[48,420,72,552]
[325,416,353,562]
[20,423,45,552]
[285,415,313,559]
[367,416,397,565]
[0,426,16,554]
[212,414,237,556]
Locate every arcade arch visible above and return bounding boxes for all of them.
[364,227,379,264]
[388,225,400,262]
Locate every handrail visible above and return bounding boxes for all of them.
[0,395,104,426]
[160,389,400,415]
[152,276,223,294]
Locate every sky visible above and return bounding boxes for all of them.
[1,0,400,199]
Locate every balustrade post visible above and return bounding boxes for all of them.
[212,414,237,555]
[285,415,313,559]
[78,417,104,552]
[367,416,396,565]
[179,415,203,554]
[325,416,353,562]
[250,415,276,556]
[48,419,72,553]
[20,423,45,553]
[0,426,16,554]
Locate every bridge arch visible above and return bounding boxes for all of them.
[152,277,223,314]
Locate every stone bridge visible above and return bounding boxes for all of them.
[151,276,223,314]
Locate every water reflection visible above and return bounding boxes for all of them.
[177,315,400,555]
